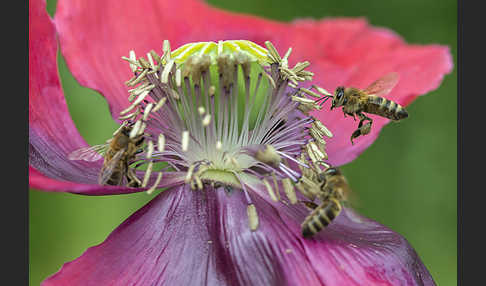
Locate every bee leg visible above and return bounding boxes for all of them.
[350,114,373,144]
[300,200,319,210]
[126,168,141,187]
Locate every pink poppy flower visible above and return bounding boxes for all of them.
[30,0,452,285]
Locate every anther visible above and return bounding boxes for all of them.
[128,69,149,86]
[146,172,163,195]
[120,90,150,115]
[143,103,154,121]
[198,106,206,115]
[312,119,333,138]
[161,59,175,84]
[255,145,281,168]
[209,86,216,97]
[152,97,167,113]
[185,164,196,183]
[162,40,171,63]
[271,172,281,201]
[157,134,165,153]
[112,121,127,136]
[142,161,154,188]
[129,50,137,73]
[282,178,297,204]
[263,179,278,202]
[146,52,156,71]
[129,120,142,138]
[202,114,211,127]
[146,140,154,159]
[247,204,259,231]
[175,69,182,87]
[216,141,223,150]
[181,130,189,152]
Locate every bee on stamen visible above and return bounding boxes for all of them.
[68,123,145,187]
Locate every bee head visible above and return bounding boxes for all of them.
[331,87,345,110]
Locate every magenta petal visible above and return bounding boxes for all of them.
[29,0,102,192]
[221,188,435,286]
[300,209,435,285]
[29,0,178,194]
[304,19,453,166]
[53,0,288,118]
[54,1,452,166]
[42,185,239,286]
[43,184,434,285]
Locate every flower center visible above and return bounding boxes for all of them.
[121,40,334,230]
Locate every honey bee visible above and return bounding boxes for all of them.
[324,72,408,144]
[301,167,350,238]
[68,124,144,187]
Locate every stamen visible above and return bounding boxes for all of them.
[143,103,154,121]
[209,85,216,97]
[185,164,196,183]
[118,108,140,120]
[175,69,182,87]
[312,119,333,138]
[161,40,171,63]
[216,141,222,150]
[118,40,339,233]
[264,41,281,63]
[263,178,278,202]
[146,52,156,71]
[247,204,259,231]
[112,121,127,136]
[198,106,206,115]
[127,69,149,86]
[129,120,142,138]
[149,50,161,65]
[161,59,175,84]
[271,172,281,201]
[152,97,167,113]
[142,161,153,188]
[129,50,137,72]
[146,140,154,159]
[120,90,150,115]
[282,178,297,204]
[255,145,281,168]
[311,84,332,96]
[138,122,147,136]
[202,114,211,127]
[181,130,189,152]
[157,134,165,153]
[146,172,163,195]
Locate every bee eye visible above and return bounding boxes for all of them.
[336,88,344,100]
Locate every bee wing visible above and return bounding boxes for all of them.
[363,72,399,97]
[68,144,108,162]
[98,149,125,185]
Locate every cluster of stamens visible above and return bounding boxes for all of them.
[119,40,335,230]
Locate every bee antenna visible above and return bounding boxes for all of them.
[315,95,332,107]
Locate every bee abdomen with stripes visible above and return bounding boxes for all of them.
[366,95,408,121]
[301,198,342,238]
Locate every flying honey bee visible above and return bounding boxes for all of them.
[68,124,144,187]
[301,167,350,238]
[317,72,408,144]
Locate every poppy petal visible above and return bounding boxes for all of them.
[42,185,240,285]
[302,18,453,166]
[232,185,436,286]
[29,0,182,194]
[29,0,103,192]
[43,183,434,285]
[54,1,451,166]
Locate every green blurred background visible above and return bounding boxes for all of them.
[30,0,457,285]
